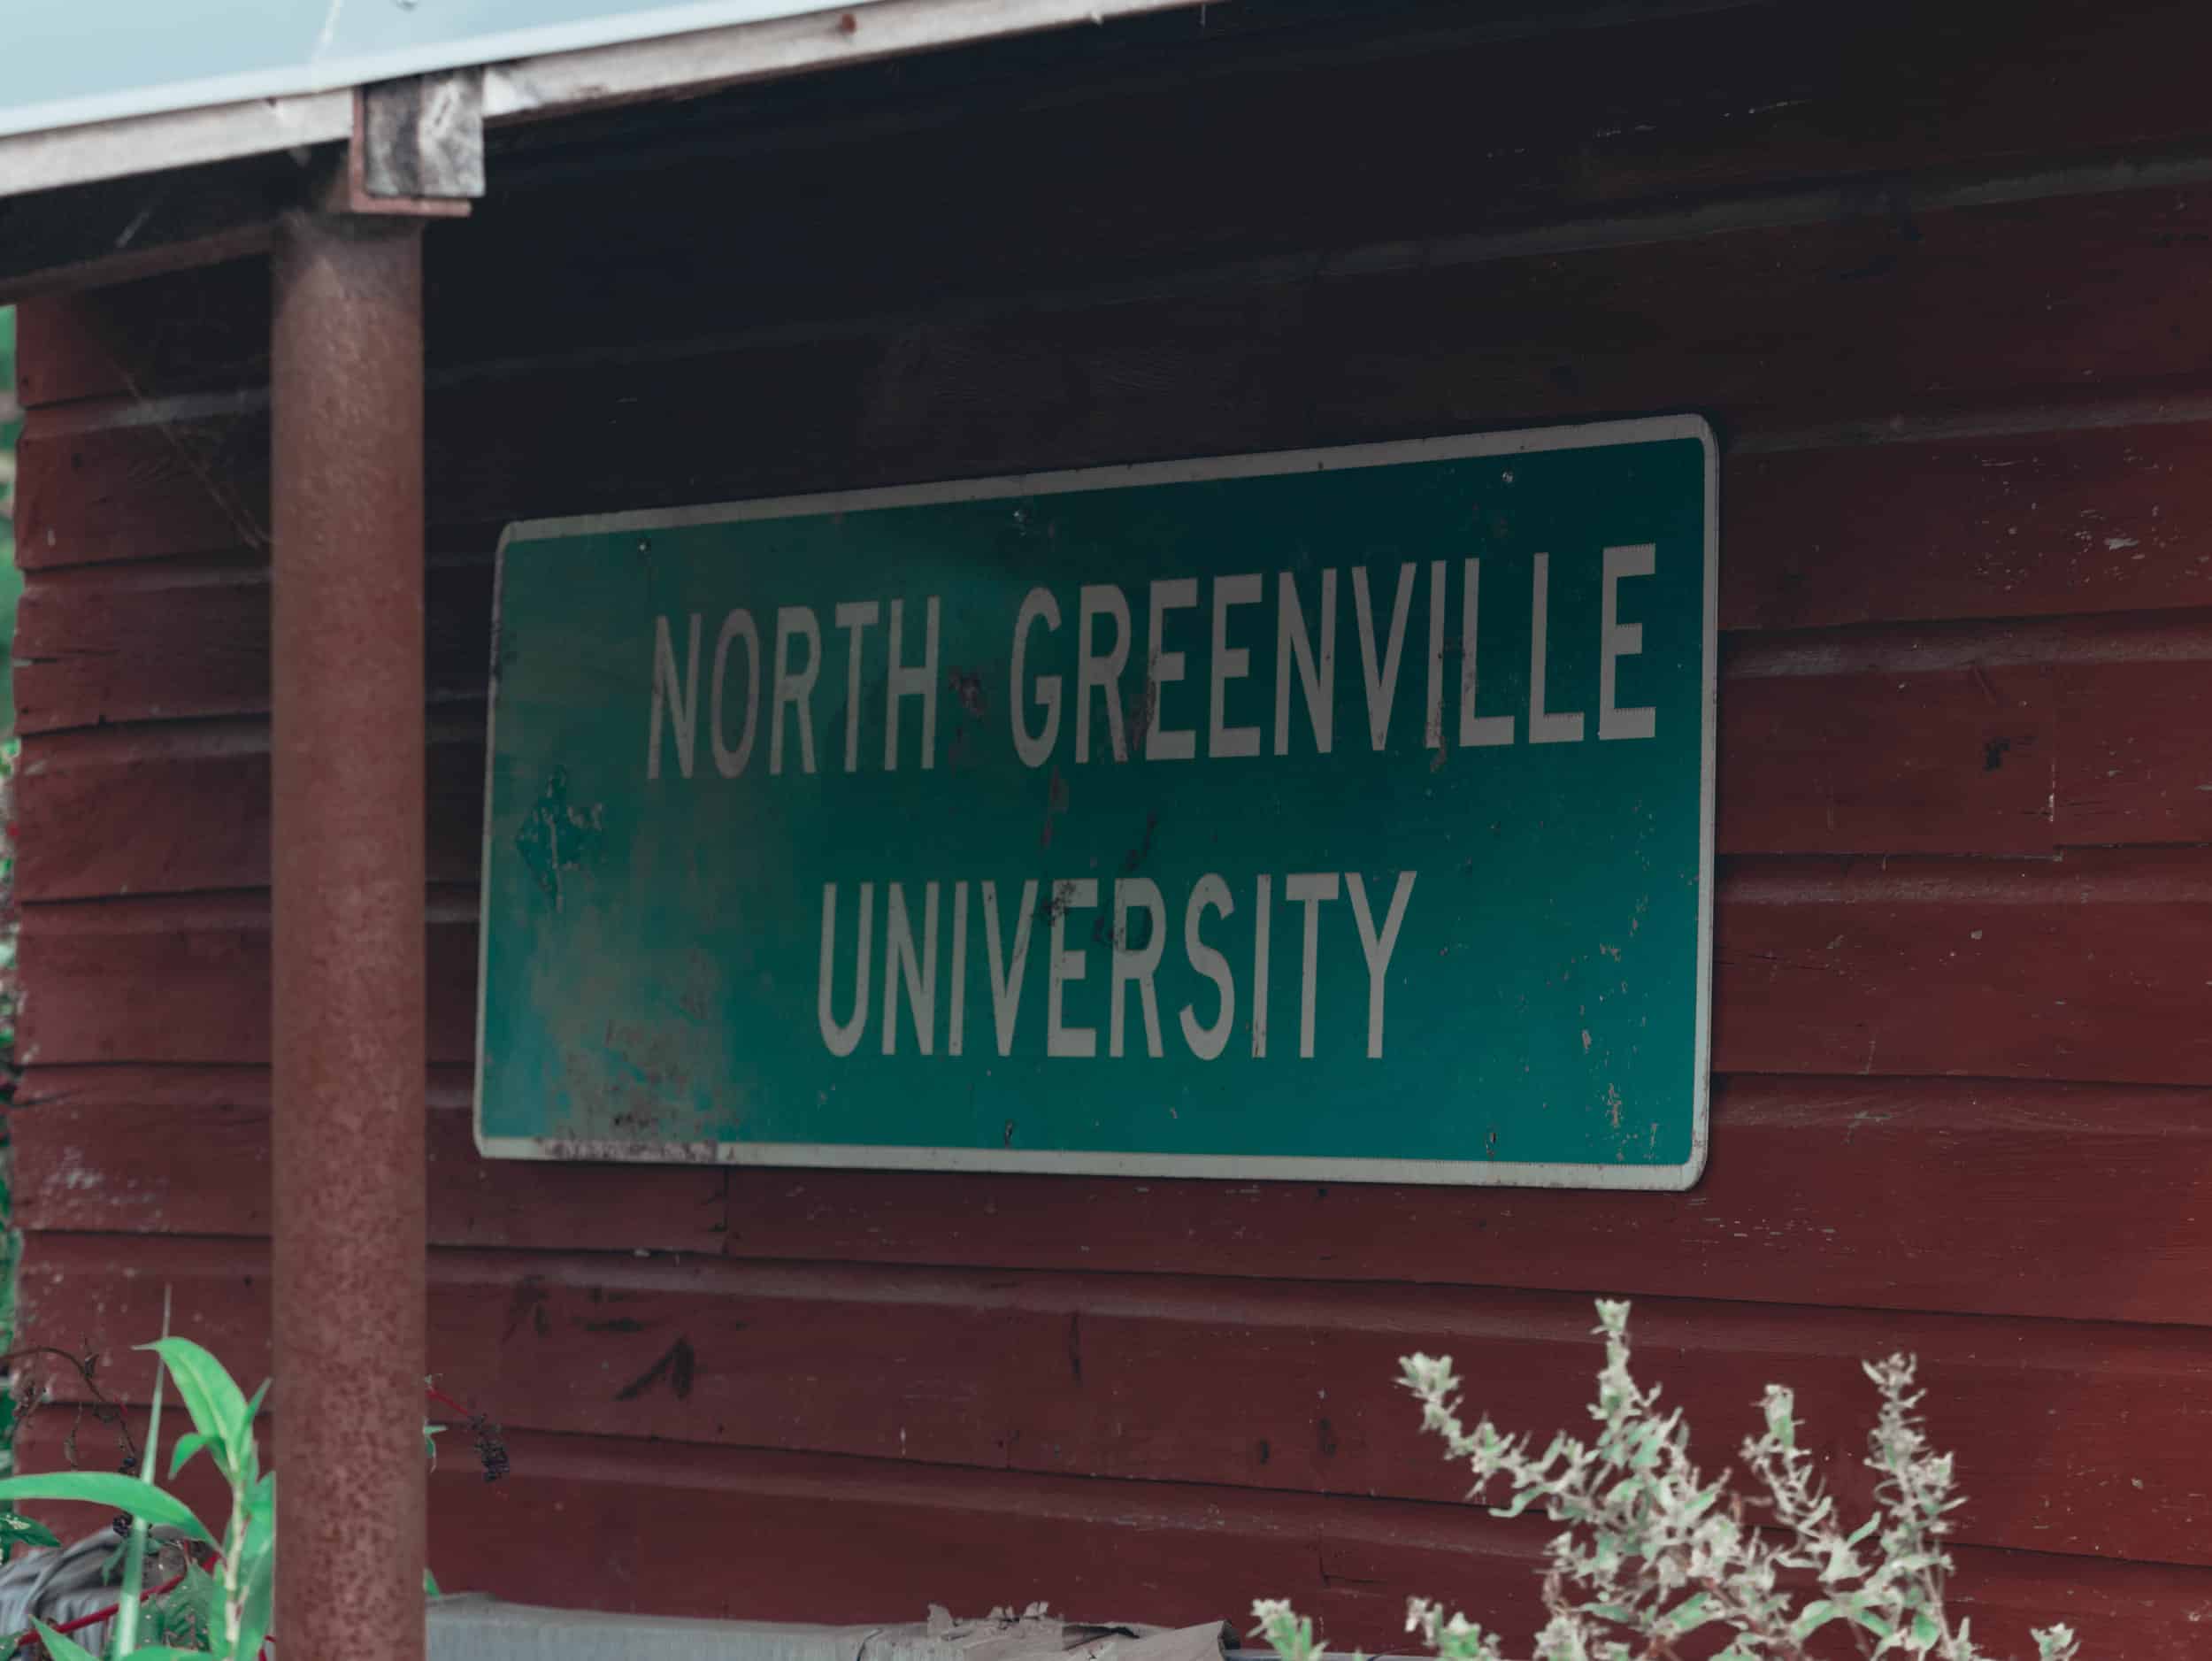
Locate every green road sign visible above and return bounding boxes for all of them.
[477,417,1717,1187]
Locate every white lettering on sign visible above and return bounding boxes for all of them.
[1210,573,1263,759]
[650,545,1663,1066]
[984,879,1038,1058]
[1046,877,1100,1057]
[1458,558,1512,748]
[813,870,1421,1061]
[1600,543,1658,742]
[817,880,872,1057]
[1180,874,1235,1061]
[1528,551,1586,745]
[885,596,940,771]
[834,600,879,773]
[947,880,971,1058]
[648,548,1661,781]
[1076,587,1131,764]
[1347,870,1417,1059]
[1250,873,1272,1058]
[1010,589,1062,768]
[710,608,761,778]
[771,605,821,775]
[1424,559,1448,750]
[881,880,940,1055]
[1110,876,1167,1057]
[1274,568,1336,756]
[1352,562,1416,752]
[1284,872,1340,1060]
[1144,578,1198,762]
[647,612,700,780]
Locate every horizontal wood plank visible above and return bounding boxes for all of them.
[30,186,2212,571]
[17,722,486,895]
[10,1065,726,1253]
[2055,658,2212,845]
[22,1233,2212,1570]
[12,1408,2194,1656]
[16,1072,2211,1327]
[12,555,267,732]
[1726,421,2212,630]
[1717,653,2056,855]
[25,0,2212,408]
[15,897,478,1067]
[26,407,2212,645]
[422,1450,2212,1661]
[1714,851,2212,1083]
[712,1074,2212,1324]
[406,0,2212,404]
[16,396,272,569]
[12,556,491,734]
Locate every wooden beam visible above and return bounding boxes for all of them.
[0,152,307,306]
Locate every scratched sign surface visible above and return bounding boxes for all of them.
[477,417,1717,1187]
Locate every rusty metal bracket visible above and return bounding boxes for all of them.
[323,69,483,217]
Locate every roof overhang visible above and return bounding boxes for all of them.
[0,0,1207,200]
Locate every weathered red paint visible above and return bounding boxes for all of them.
[28,1231,2212,1570]
[269,211,427,1661]
[16,3,2212,1651]
[12,1070,2212,1329]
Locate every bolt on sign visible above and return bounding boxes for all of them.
[476,417,1717,1187]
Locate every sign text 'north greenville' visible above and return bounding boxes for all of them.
[646,550,1665,1066]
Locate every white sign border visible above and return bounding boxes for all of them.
[474,413,1718,1189]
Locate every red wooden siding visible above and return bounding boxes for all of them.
[16,1,2212,1655]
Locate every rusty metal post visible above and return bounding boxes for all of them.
[271,210,427,1661]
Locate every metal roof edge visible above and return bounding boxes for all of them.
[0,0,836,142]
[0,0,1206,201]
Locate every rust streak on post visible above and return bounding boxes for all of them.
[271,211,427,1661]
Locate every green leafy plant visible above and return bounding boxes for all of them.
[0,1334,274,1659]
[1253,1301,2082,1661]
[0,1331,487,1658]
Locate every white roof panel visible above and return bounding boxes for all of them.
[0,0,832,142]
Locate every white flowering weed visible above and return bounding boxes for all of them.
[1252,1301,2081,1661]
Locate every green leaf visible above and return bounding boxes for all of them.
[1789,1602,1844,1642]
[168,1432,211,1481]
[113,1522,151,1655]
[115,1318,170,1660]
[0,1475,211,1547]
[142,1340,250,1480]
[234,1536,275,1661]
[153,1560,217,1650]
[235,1381,271,1486]
[238,1474,275,1607]
[0,1511,58,1547]
[124,1649,228,1660]
[424,1567,443,1599]
[30,1620,103,1661]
